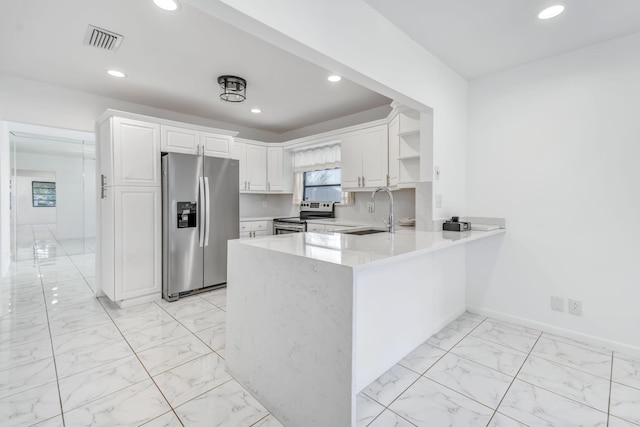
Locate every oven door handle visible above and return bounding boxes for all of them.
[273,223,305,232]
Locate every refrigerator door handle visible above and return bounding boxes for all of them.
[199,176,205,248]
[204,176,211,247]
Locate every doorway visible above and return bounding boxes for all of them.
[8,128,96,290]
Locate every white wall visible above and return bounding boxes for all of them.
[16,171,56,225]
[185,0,468,220]
[466,33,640,350]
[84,159,96,238]
[240,193,296,218]
[0,122,9,275]
[15,152,85,240]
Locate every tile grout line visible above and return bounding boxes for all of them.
[607,351,614,427]
[98,295,228,424]
[365,316,490,427]
[96,297,185,425]
[485,330,542,426]
[37,248,67,427]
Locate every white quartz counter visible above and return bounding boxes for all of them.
[236,228,505,270]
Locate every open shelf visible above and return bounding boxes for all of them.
[398,154,420,161]
[398,129,419,138]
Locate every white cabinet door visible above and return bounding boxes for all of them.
[113,186,161,300]
[362,125,388,188]
[307,223,325,232]
[202,132,231,158]
[160,125,199,155]
[267,146,284,191]
[388,116,399,187]
[98,185,115,301]
[246,144,267,191]
[113,118,160,186]
[340,132,362,189]
[231,142,247,190]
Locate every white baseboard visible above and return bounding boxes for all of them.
[116,293,161,309]
[467,305,640,358]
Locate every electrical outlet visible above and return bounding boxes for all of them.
[262,201,268,208]
[551,296,564,312]
[568,299,583,316]
[435,193,442,208]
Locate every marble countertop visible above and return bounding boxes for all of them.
[240,216,277,222]
[235,228,505,270]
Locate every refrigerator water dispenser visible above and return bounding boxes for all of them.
[177,201,197,228]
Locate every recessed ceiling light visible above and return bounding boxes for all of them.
[538,5,565,20]
[107,69,126,78]
[327,75,341,82]
[108,70,126,78]
[153,0,180,11]
[251,108,262,114]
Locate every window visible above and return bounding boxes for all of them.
[32,181,56,207]
[303,168,341,203]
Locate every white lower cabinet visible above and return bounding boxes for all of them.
[240,220,271,239]
[306,223,325,232]
[100,186,161,303]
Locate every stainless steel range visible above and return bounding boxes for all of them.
[273,201,335,234]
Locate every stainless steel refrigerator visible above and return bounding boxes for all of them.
[162,152,239,301]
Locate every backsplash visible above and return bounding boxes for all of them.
[335,189,415,223]
[240,193,297,218]
[240,189,416,222]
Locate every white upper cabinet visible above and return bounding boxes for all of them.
[231,142,247,190]
[340,124,388,190]
[232,142,267,191]
[361,125,388,188]
[388,115,400,187]
[232,142,290,193]
[101,117,160,187]
[161,125,232,158]
[267,146,284,191]
[340,132,363,189]
[201,132,232,157]
[160,125,199,154]
[246,144,267,191]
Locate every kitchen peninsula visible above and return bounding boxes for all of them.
[226,228,505,426]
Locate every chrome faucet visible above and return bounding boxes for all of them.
[368,187,395,233]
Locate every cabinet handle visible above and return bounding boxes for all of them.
[358,176,361,187]
[362,176,365,187]
[100,174,107,199]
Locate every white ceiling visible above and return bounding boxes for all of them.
[0,0,391,137]
[365,0,640,79]
[3,1,640,141]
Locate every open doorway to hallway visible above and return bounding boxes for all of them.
[7,128,96,291]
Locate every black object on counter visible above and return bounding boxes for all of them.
[443,216,470,232]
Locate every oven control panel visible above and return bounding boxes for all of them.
[300,201,334,212]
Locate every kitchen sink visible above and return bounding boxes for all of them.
[340,229,387,235]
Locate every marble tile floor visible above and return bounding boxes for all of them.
[1,231,639,426]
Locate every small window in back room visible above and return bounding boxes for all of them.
[303,168,341,203]
[32,181,56,207]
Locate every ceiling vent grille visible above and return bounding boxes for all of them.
[83,25,123,51]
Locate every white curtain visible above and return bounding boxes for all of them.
[291,144,354,205]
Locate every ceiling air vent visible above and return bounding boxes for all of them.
[83,25,123,51]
